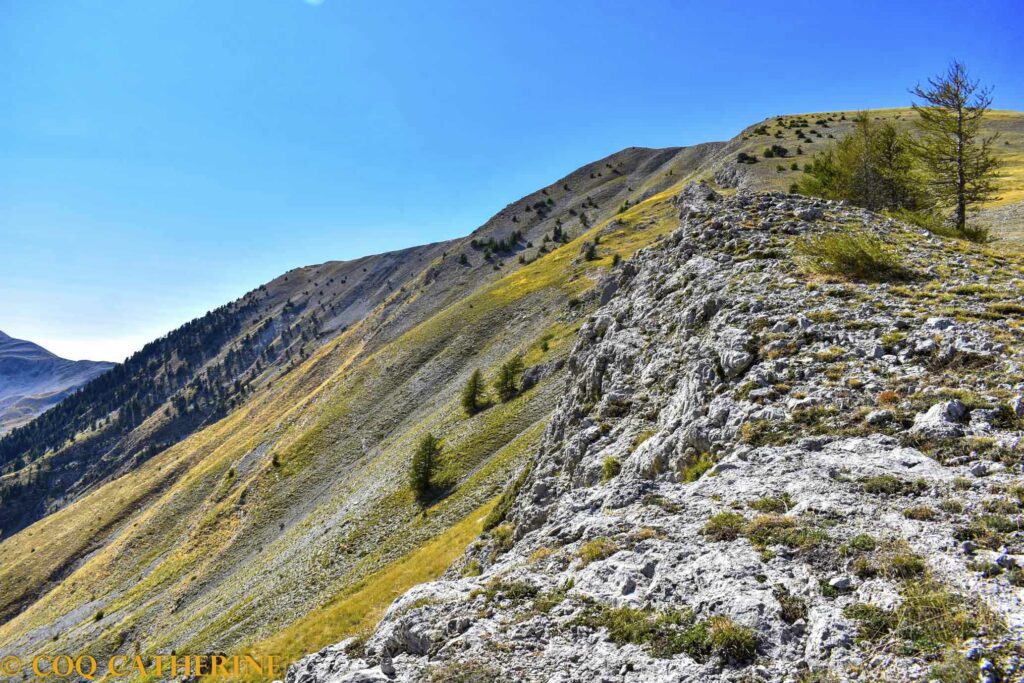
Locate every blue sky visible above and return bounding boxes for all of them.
[2,0,1022,361]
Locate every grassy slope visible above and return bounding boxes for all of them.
[0,166,691,676]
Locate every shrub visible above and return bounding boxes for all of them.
[477,578,537,604]
[877,390,900,405]
[745,514,827,550]
[573,606,757,663]
[844,579,994,655]
[862,474,914,495]
[903,505,937,521]
[847,533,877,552]
[571,605,705,659]
[887,552,927,579]
[704,511,745,541]
[736,152,758,164]
[794,231,905,281]
[679,452,716,482]
[939,499,964,514]
[490,524,515,553]
[773,586,807,623]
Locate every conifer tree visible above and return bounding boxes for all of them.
[494,357,525,403]
[410,433,440,503]
[911,61,1001,235]
[461,368,485,416]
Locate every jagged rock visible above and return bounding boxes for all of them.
[865,409,893,425]
[910,399,967,438]
[1012,395,1024,418]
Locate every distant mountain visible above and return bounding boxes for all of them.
[0,331,113,434]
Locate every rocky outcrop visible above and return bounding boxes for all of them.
[287,184,1024,682]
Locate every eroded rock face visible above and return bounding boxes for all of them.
[287,185,1024,683]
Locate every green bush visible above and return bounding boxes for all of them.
[749,493,794,513]
[571,605,758,663]
[794,231,906,281]
[797,113,923,212]
[679,452,715,482]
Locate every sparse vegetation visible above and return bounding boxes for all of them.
[844,579,996,655]
[703,511,746,541]
[571,604,759,663]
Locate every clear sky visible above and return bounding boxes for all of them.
[2,0,1022,361]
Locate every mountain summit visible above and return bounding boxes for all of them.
[0,331,113,434]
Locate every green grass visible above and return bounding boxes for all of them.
[749,493,794,513]
[571,604,760,663]
[601,456,622,482]
[844,579,997,655]
[577,537,619,567]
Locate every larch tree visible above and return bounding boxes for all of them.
[410,433,440,504]
[911,61,1001,235]
[461,368,485,416]
[494,357,524,403]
